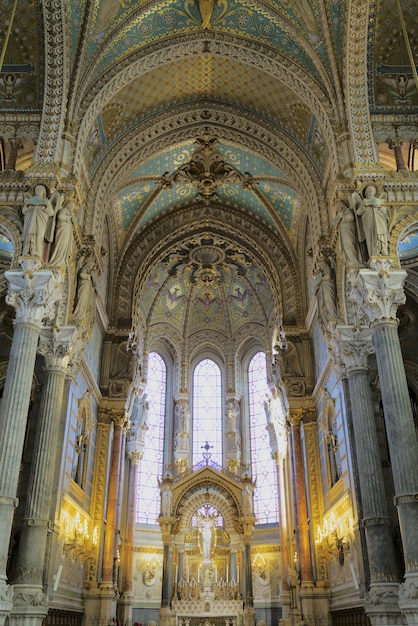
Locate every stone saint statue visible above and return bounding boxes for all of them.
[21,184,55,259]
[48,197,76,267]
[314,253,338,327]
[353,184,389,258]
[73,255,97,328]
[336,198,361,265]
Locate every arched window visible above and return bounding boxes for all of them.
[136,352,166,524]
[248,351,280,524]
[192,358,222,466]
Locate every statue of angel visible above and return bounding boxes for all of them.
[352,184,389,258]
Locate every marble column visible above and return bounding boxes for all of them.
[177,550,184,585]
[101,412,125,586]
[289,412,313,586]
[356,259,418,624]
[230,549,237,584]
[388,138,407,171]
[119,450,141,626]
[5,138,23,171]
[336,325,401,626]
[158,515,174,626]
[273,449,291,618]
[0,262,61,626]
[101,411,126,620]
[9,327,76,626]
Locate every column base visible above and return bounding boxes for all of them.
[243,603,255,626]
[0,580,13,626]
[99,584,118,624]
[118,592,133,626]
[399,575,418,625]
[365,583,404,626]
[279,591,292,620]
[8,585,48,626]
[279,609,302,626]
[159,604,171,626]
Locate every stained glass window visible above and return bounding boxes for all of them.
[192,359,222,466]
[136,352,166,524]
[248,351,280,524]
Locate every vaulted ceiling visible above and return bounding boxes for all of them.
[1,0,417,338]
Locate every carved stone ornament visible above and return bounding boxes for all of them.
[169,137,250,197]
[37,325,77,370]
[5,261,63,325]
[356,259,407,325]
[335,325,374,372]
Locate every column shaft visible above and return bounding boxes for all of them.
[0,321,41,587]
[14,364,67,577]
[290,419,313,584]
[123,455,140,594]
[346,368,398,582]
[161,544,171,607]
[244,543,253,605]
[373,321,418,573]
[101,417,124,586]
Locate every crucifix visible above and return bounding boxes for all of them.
[201,441,213,464]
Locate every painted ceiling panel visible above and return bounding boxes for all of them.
[86,0,323,83]
[0,0,40,109]
[116,181,156,230]
[258,181,299,229]
[369,0,418,111]
[139,236,274,335]
[399,229,418,262]
[215,186,276,227]
[83,55,325,176]
[129,142,197,179]
[138,185,199,228]
[113,139,300,236]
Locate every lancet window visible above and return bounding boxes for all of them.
[248,351,280,525]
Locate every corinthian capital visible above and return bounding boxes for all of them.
[37,325,77,371]
[335,325,374,372]
[5,262,63,325]
[355,259,407,325]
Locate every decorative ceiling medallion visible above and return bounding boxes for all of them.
[190,245,225,286]
[162,234,252,287]
[161,136,255,200]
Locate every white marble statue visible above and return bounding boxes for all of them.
[353,184,389,258]
[21,184,55,259]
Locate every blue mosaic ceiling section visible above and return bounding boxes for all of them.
[114,140,299,234]
[85,0,325,84]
